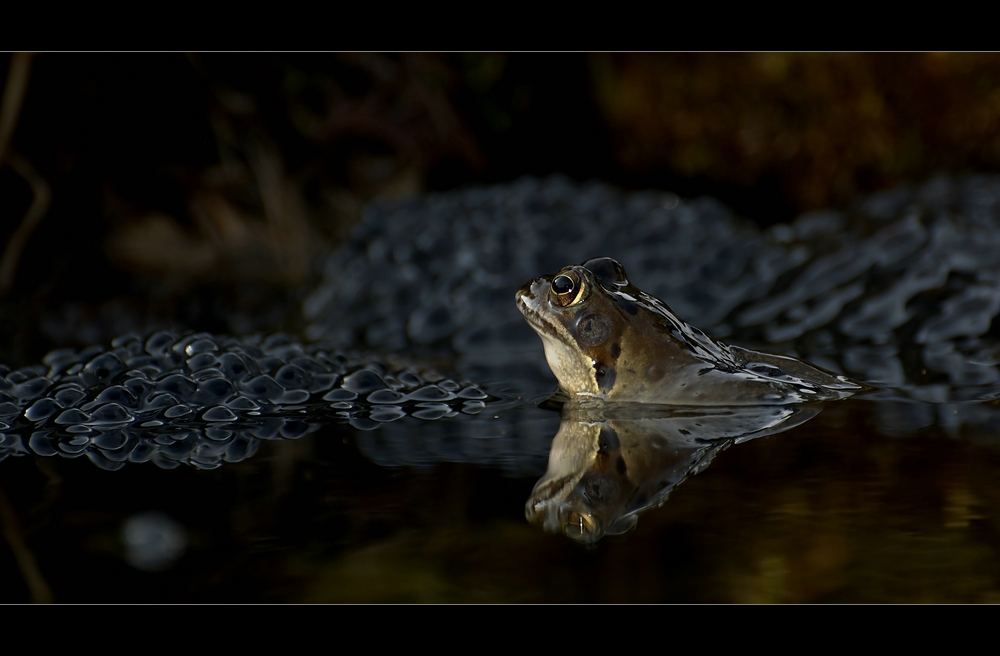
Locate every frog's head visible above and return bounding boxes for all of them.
[516,257,697,400]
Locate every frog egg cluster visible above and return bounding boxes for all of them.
[306,175,759,353]
[305,175,761,397]
[306,174,1000,402]
[0,331,490,470]
[6,175,1000,472]
[730,175,1000,400]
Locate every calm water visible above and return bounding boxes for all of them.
[3,392,1000,603]
[4,175,1000,603]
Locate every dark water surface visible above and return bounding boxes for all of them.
[3,393,1000,603]
[4,175,1000,603]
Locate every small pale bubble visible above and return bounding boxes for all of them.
[156,374,198,402]
[458,386,488,400]
[322,388,357,402]
[225,396,259,411]
[28,433,58,456]
[14,377,52,401]
[342,369,388,394]
[276,390,310,405]
[368,389,405,404]
[86,451,126,471]
[279,421,311,439]
[42,348,80,369]
[308,373,338,393]
[93,385,138,408]
[88,403,134,424]
[83,352,126,385]
[462,400,486,414]
[204,427,233,442]
[412,408,448,421]
[185,338,219,356]
[405,385,455,402]
[349,417,381,431]
[370,406,406,422]
[65,425,93,435]
[59,436,90,452]
[54,408,90,425]
[25,398,62,422]
[241,375,284,402]
[187,352,220,371]
[274,364,309,389]
[398,371,424,388]
[224,436,258,462]
[202,406,237,422]
[142,393,178,412]
[93,431,129,450]
[144,331,177,356]
[164,405,192,419]
[53,387,86,407]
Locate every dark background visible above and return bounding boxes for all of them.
[4,52,1000,365]
[5,53,1000,603]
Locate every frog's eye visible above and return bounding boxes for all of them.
[550,270,586,307]
[552,274,574,294]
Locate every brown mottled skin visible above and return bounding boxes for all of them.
[516,257,861,406]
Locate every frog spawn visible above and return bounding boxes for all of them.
[6,176,1000,470]
[307,175,1000,404]
[0,331,489,470]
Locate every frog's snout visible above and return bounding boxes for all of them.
[515,276,550,308]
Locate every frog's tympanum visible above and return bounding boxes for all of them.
[516,257,861,405]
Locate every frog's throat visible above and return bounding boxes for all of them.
[517,294,601,397]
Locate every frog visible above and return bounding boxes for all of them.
[516,257,863,405]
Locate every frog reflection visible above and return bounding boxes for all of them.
[526,402,821,544]
[516,257,862,405]
[517,257,857,542]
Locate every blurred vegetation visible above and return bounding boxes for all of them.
[591,53,1000,213]
[4,53,1000,366]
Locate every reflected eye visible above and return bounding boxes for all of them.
[562,510,597,538]
[550,270,586,307]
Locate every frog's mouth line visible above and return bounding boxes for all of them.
[516,293,563,342]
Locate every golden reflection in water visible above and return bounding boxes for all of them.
[526,402,822,544]
[7,398,1000,602]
